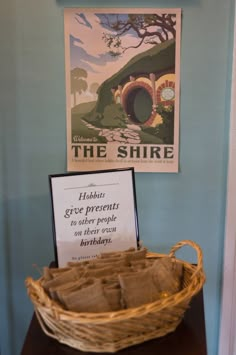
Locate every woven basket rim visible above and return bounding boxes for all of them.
[26,240,206,324]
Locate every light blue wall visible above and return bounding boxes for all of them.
[0,0,234,354]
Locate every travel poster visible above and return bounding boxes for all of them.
[64,8,181,172]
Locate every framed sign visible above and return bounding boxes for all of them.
[64,8,181,173]
[49,168,139,267]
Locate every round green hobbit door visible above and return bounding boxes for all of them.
[124,87,153,124]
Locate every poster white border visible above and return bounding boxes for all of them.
[64,8,181,173]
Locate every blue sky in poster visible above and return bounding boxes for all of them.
[70,34,118,73]
[69,13,140,71]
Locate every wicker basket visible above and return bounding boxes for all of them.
[25,240,205,353]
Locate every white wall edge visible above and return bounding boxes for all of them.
[218,3,236,354]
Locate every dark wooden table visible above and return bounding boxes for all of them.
[21,290,207,355]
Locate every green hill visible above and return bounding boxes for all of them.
[94,39,176,114]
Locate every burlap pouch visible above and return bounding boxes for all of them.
[103,281,122,311]
[62,279,111,313]
[100,248,147,262]
[118,268,160,308]
[42,266,71,281]
[151,257,183,295]
[49,278,93,306]
[125,248,147,262]
[113,266,134,275]
[67,260,90,267]
[100,248,136,258]
[90,255,129,266]
[130,260,147,271]
[42,268,79,291]
[86,258,128,270]
[82,265,113,278]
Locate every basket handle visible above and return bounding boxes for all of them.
[169,240,203,279]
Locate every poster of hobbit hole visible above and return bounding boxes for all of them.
[64,8,181,172]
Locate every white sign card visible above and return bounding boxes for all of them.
[49,168,139,267]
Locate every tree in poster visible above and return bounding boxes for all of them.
[89,82,100,99]
[71,68,88,107]
[101,14,176,56]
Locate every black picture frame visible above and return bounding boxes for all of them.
[49,167,139,267]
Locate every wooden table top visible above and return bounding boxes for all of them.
[21,290,207,355]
